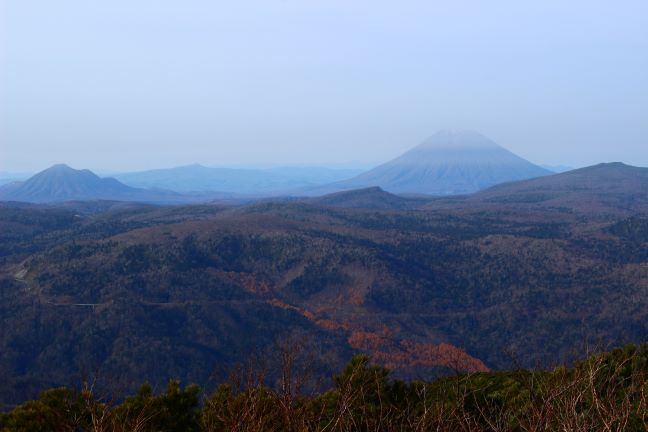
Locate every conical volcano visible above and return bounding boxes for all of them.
[331,130,550,195]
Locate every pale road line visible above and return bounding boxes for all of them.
[46,303,106,306]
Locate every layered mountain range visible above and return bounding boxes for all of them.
[1,162,647,406]
[0,131,553,202]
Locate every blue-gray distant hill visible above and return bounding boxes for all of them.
[115,164,364,194]
[0,164,185,203]
[309,130,551,195]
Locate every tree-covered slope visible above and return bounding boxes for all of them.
[1,166,647,406]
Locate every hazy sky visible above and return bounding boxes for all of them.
[1,0,647,172]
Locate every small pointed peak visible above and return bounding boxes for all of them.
[364,186,385,192]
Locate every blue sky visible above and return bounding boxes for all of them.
[1,0,647,172]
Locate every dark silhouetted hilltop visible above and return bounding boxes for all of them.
[307,186,432,209]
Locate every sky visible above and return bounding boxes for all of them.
[0,0,647,173]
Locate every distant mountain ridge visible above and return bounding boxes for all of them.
[3,132,636,205]
[312,130,551,195]
[114,164,365,193]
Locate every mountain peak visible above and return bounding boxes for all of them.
[0,165,138,202]
[36,164,100,181]
[47,163,75,171]
[323,131,550,195]
[417,129,501,150]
